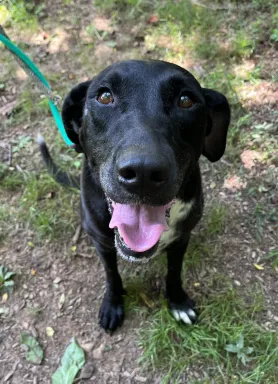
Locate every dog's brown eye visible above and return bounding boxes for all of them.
[179,95,194,109]
[97,91,114,104]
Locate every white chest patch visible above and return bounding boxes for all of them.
[154,198,194,255]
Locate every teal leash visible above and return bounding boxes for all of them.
[0,24,74,147]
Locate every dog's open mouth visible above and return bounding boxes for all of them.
[107,198,173,262]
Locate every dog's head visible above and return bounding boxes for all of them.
[62,60,230,261]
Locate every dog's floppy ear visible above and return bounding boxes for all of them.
[62,80,92,153]
[202,88,230,162]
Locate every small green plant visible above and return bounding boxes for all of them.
[85,24,108,41]
[5,0,39,31]
[137,282,277,382]
[0,265,16,292]
[94,0,148,17]
[270,29,278,41]
[204,204,228,236]
[270,12,278,41]
[225,334,254,365]
[12,135,33,153]
[265,250,278,268]
[20,333,44,365]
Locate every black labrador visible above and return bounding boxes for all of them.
[39,60,230,331]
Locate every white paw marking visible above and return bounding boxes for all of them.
[171,308,196,325]
[187,309,197,319]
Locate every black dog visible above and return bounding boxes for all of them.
[39,60,230,331]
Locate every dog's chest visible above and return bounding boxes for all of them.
[156,199,194,253]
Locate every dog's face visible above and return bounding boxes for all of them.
[62,60,230,261]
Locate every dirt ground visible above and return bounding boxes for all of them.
[0,0,278,383]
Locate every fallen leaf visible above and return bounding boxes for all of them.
[135,376,147,383]
[139,292,155,308]
[51,338,85,384]
[46,327,55,337]
[2,293,8,302]
[31,268,36,276]
[240,150,263,169]
[92,16,113,32]
[58,293,65,310]
[254,264,264,270]
[20,333,44,365]
[224,175,247,191]
[147,14,159,24]
[0,100,17,116]
[42,31,49,40]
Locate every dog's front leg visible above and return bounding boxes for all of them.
[166,234,198,325]
[93,241,125,332]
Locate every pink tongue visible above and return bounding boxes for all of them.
[109,202,171,252]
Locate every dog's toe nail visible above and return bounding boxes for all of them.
[187,308,197,319]
[180,311,192,325]
[172,309,180,321]
[171,309,193,324]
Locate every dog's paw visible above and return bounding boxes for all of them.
[99,292,124,332]
[168,297,198,325]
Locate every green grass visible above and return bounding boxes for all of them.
[93,0,277,165]
[2,0,278,382]
[137,283,278,383]
[122,203,276,382]
[265,250,278,269]
[94,0,152,17]
[0,204,10,244]
[20,173,79,240]
[0,168,79,241]
[7,86,51,125]
[1,0,39,31]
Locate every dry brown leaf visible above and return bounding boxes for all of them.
[0,100,17,116]
[46,327,55,337]
[147,15,159,24]
[58,293,65,310]
[224,175,247,191]
[240,150,263,169]
[2,293,8,302]
[93,16,113,32]
[139,292,155,308]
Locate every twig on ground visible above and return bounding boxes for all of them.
[3,360,20,382]
[72,224,82,244]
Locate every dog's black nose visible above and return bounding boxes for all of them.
[117,154,170,195]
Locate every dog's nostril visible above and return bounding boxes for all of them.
[150,171,168,184]
[119,167,137,181]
